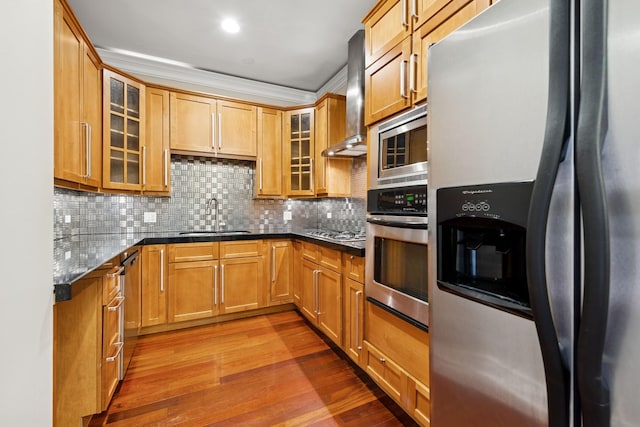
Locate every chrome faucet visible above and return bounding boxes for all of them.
[207,197,219,233]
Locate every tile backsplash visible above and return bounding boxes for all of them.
[54,155,367,239]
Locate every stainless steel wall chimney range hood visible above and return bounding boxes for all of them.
[322,30,367,158]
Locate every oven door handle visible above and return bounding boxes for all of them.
[366,217,428,229]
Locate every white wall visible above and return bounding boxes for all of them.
[0,0,53,425]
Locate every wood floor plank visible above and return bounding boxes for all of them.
[89,311,417,426]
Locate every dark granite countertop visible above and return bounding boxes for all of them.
[54,231,365,302]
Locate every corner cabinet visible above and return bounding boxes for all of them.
[54,0,102,189]
[284,108,315,197]
[268,240,294,305]
[169,92,257,160]
[102,69,145,191]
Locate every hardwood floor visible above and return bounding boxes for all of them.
[89,310,418,426]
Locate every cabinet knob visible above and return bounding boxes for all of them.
[380,357,386,364]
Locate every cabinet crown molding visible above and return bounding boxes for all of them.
[97,48,319,107]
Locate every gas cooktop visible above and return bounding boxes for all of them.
[305,230,366,243]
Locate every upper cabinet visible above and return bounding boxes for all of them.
[144,87,171,194]
[169,92,257,160]
[102,69,145,191]
[284,108,315,197]
[54,0,102,189]
[363,0,492,125]
[283,97,352,198]
[314,94,351,197]
[256,107,284,198]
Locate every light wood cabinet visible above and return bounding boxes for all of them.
[314,94,352,197]
[301,258,319,323]
[219,240,267,313]
[365,36,413,125]
[256,107,284,198]
[102,69,145,190]
[217,100,257,158]
[411,0,489,103]
[316,266,343,345]
[343,253,366,365]
[364,300,431,426]
[141,244,168,327]
[166,241,266,323]
[167,242,219,323]
[169,91,216,155]
[219,257,265,313]
[168,259,218,322]
[292,240,303,306]
[364,0,412,68]
[53,261,123,427]
[298,242,343,347]
[144,87,171,194]
[268,240,294,305]
[169,92,257,159]
[364,0,491,124]
[54,0,102,189]
[284,108,315,196]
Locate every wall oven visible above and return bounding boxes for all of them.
[369,105,427,189]
[366,185,429,328]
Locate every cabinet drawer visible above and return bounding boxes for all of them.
[342,254,365,283]
[318,246,342,273]
[168,242,219,262]
[102,265,123,305]
[364,341,403,402]
[220,240,263,258]
[301,241,319,262]
[366,300,430,386]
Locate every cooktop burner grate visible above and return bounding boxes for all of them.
[305,230,366,242]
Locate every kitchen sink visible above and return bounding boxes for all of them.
[179,230,250,237]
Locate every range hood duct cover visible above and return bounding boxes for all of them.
[322,30,367,158]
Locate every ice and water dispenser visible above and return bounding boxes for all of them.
[436,182,534,318]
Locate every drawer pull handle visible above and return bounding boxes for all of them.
[106,266,124,278]
[380,357,386,364]
[105,342,124,362]
[107,296,125,311]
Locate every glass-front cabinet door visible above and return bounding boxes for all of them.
[284,108,315,196]
[103,69,145,190]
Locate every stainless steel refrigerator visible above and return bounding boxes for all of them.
[427,0,640,425]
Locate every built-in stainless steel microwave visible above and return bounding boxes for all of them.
[369,105,428,189]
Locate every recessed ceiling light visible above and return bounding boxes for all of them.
[221,18,240,34]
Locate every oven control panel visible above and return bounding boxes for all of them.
[367,185,427,215]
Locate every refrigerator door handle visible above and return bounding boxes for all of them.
[576,0,611,425]
[525,0,572,426]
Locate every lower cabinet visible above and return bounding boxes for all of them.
[364,300,431,426]
[344,277,365,364]
[268,240,294,305]
[53,259,122,427]
[342,253,365,365]
[168,259,218,322]
[141,241,268,326]
[298,242,343,347]
[141,244,168,327]
[219,256,265,313]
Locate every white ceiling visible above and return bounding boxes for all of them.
[67,0,377,93]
